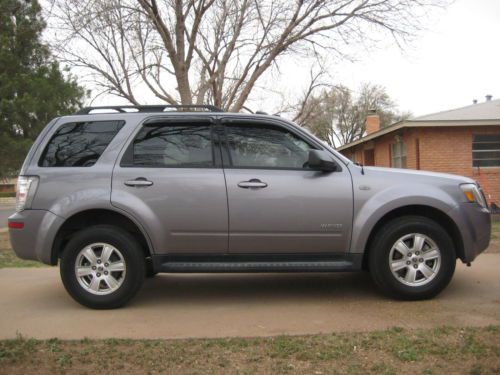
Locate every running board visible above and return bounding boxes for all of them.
[152,254,362,273]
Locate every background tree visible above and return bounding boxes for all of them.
[0,0,85,178]
[293,83,411,146]
[49,0,446,111]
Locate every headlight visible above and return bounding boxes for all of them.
[460,183,488,208]
[16,176,39,212]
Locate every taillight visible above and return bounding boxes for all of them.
[16,176,39,212]
[8,222,25,229]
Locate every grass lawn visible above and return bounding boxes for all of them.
[0,231,46,268]
[0,326,499,374]
[491,220,500,240]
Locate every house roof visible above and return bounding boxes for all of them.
[412,98,500,121]
[336,98,500,152]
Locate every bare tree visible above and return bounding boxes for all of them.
[48,0,446,111]
[290,68,332,126]
[293,82,411,146]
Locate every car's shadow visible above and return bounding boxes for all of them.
[133,272,383,307]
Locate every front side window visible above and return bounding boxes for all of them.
[473,134,500,167]
[391,139,407,168]
[40,121,125,167]
[131,124,213,167]
[226,124,313,169]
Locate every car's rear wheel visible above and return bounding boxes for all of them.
[60,225,145,309]
[369,216,456,300]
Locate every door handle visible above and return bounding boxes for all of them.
[124,178,153,187]
[238,179,268,189]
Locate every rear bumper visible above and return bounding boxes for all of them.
[448,203,491,263]
[8,209,64,265]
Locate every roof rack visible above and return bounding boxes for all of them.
[74,105,224,115]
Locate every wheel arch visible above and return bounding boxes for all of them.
[51,209,154,265]
[361,205,465,270]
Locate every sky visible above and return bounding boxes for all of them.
[275,0,500,117]
[62,0,500,118]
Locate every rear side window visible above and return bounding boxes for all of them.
[129,124,213,167]
[40,121,125,167]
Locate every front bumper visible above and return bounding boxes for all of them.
[8,209,64,265]
[448,203,491,263]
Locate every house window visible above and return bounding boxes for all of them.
[391,139,407,168]
[473,134,500,167]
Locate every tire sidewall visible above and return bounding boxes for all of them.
[370,216,456,300]
[60,225,145,309]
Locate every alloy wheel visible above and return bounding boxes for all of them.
[388,233,441,286]
[74,243,126,295]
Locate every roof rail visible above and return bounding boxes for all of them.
[74,105,224,115]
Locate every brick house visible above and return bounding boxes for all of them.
[0,178,16,193]
[337,97,500,208]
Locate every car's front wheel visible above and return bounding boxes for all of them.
[369,216,456,300]
[60,225,146,309]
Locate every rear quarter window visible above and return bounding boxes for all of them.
[39,121,125,167]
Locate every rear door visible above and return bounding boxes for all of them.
[221,118,353,254]
[111,117,228,254]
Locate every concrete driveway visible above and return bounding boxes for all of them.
[0,254,499,340]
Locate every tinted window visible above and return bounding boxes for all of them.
[132,124,213,167]
[226,124,313,169]
[40,121,124,167]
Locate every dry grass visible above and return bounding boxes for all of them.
[0,231,45,268]
[487,221,500,254]
[491,221,500,239]
[0,326,499,375]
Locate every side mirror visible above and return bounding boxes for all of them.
[308,150,338,172]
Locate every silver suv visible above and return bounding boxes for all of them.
[9,105,491,309]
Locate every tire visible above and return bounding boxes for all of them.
[60,225,146,309]
[369,216,456,300]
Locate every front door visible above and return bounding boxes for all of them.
[111,118,228,254]
[222,120,353,254]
